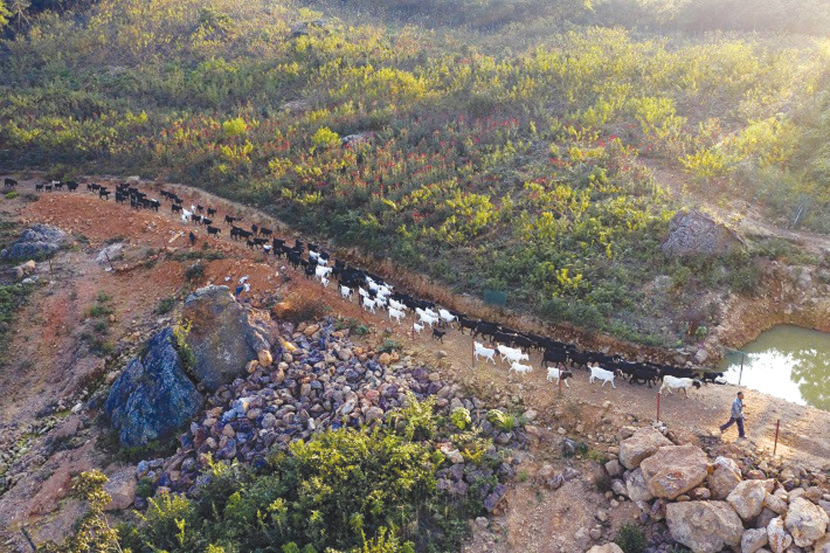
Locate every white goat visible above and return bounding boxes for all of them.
[320,276,329,288]
[358,287,370,299]
[418,311,439,328]
[509,361,533,375]
[340,285,353,300]
[362,297,376,313]
[589,365,619,388]
[473,341,497,365]
[546,366,572,388]
[438,309,457,326]
[315,265,332,280]
[388,298,406,312]
[413,322,424,334]
[498,344,529,364]
[388,306,405,323]
[659,376,702,398]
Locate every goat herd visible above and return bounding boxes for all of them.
[10,176,726,398]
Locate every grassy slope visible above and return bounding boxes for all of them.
[0,0,828,345]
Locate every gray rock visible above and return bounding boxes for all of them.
[104,466,137,511]
[661,209,744,257]
[183,286,271,391]
[106,328,204,447]
[767,516,792,553]
[625,468,653,503]
[1,224,66,260]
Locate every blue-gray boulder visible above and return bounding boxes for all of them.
[1,224,67,260]
[106,327,204,447]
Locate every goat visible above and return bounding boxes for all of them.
[432,328,446,342]
[413,322,424,334]
[207,225,221,236]
[320,276,330,288]
[589,365,621,388]
[438,309,457,326]
[362,296,376,313]
[497,344,528,364]
[35,183,44,192]
[388,298,406,312]
[207,207,217,216]
[3,178,18,188]
[171,204,182,213]
[189,231,196,246]
[417,311,439,328]
[99,188,110,200]
[315,265,332,280]
[388,306,405,324]
[473,341,497,365]
[509,361,533,376]
[225,215,238,225]
[259,227,273,237]
[546,366,573,388]
[339,285,353,300]
[659,375,702,398]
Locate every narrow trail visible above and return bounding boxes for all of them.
[2,173,829,472]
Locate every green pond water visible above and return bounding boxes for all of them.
[717,325,830,411]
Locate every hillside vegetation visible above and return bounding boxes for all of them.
[1,0,829,344]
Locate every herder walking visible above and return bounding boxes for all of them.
[720,391,745,439]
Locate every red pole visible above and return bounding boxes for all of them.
[558,369,562,395]
[656,392,661,422]
[773,419,780,456]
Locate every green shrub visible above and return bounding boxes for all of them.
[4,191,18,200]
[155,297,176,315]
[172,319,196,377]
[614,523,648,553]
[728,263,762,295]
[184,262,206,282]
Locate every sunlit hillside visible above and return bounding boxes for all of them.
[1,0,829,344]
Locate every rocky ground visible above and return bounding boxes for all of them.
[0,174,829,552]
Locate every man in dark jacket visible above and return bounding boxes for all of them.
[719,391,745,438]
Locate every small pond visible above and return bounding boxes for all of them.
[717,325,830,411]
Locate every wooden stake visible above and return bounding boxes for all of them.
[656,391,661,422]
[773,419,780,456]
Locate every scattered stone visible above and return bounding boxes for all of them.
[741,527,769,553]
[586,544,623,553]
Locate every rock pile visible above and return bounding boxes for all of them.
[141,319,523,510]
[604,426,830,553]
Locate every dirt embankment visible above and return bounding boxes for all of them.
[0,173,828,552]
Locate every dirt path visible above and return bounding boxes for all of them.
[2,174,829,471]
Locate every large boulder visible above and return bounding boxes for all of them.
[1,223,67,260]
[726,479,775,521]
[666,501,743,553]
[708,456,743,500]
[182,286,271,391]
[785,497,829,548]
[640,443,709,500]
[618,427,673,470]
[106,327,204,447]
[103,466,137,511]
[661,209,744,257]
